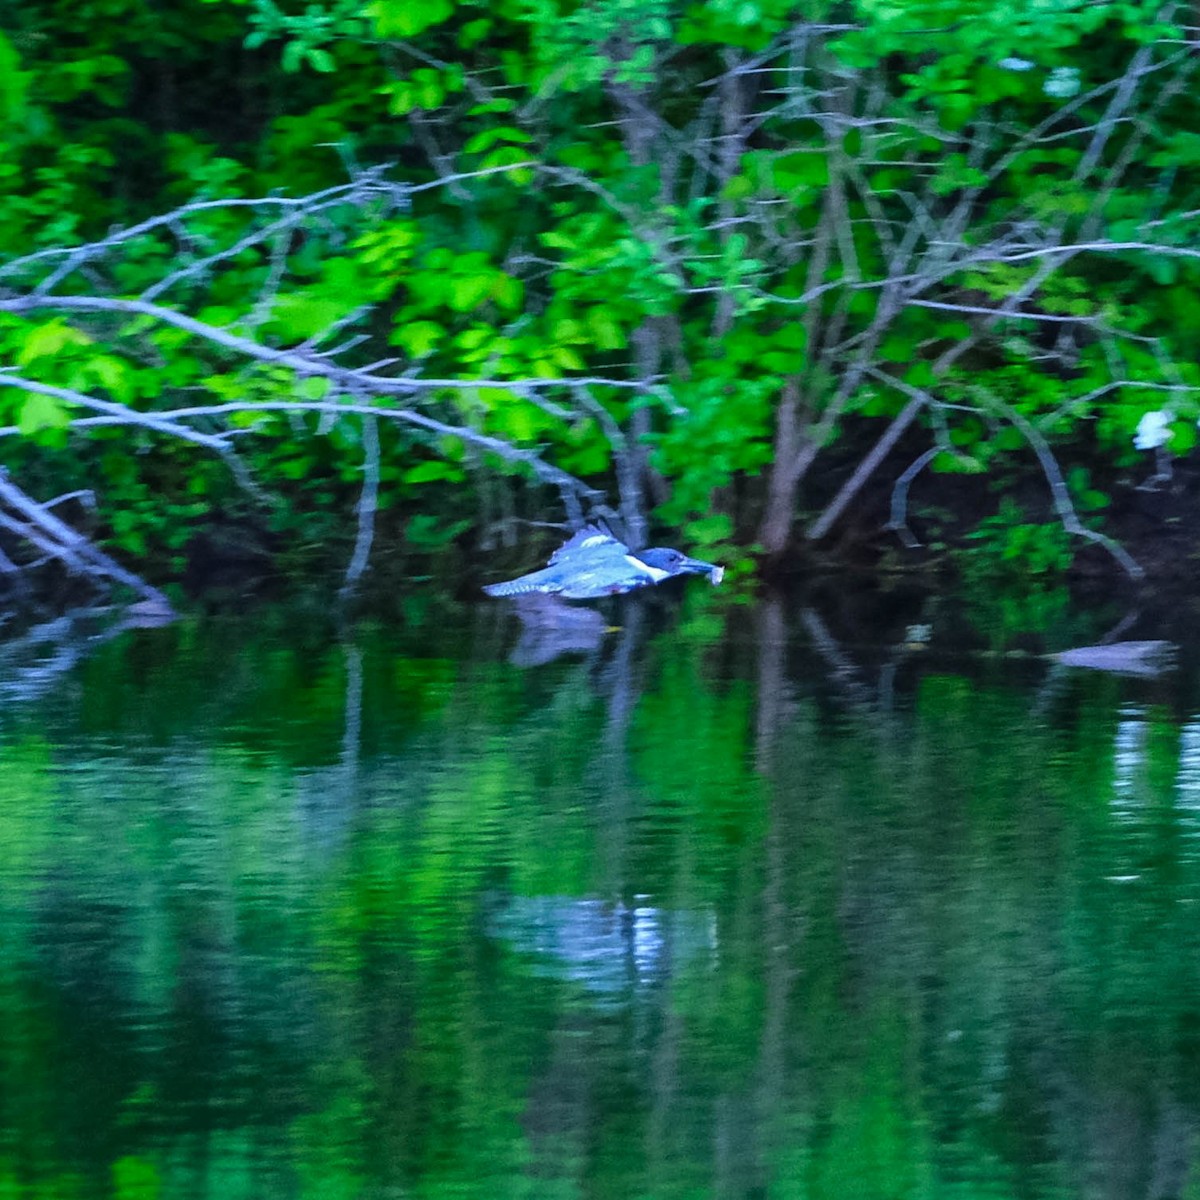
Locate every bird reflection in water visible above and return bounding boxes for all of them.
[506,593,611,668]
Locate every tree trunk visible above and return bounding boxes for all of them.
[757,379,806,555]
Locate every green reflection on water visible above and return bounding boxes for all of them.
[0,599,1199,1199]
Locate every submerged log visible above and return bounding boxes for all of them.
[1049,640,1177,677]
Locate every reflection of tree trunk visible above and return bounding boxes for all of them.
[647,993,683,1190]
[524,1012,595,1181]
[595,603,645,896]
[754,595,799,1186]
[1148,1095,1194,1200]
[755,596,787,770]
[712,600,787,1193]
[752,806,793,1189]
[799,606,882,717]
[1064,1084,1200,1200]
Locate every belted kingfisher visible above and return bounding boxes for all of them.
[483,526,724,600]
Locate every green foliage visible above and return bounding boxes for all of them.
[247,0,367,72]
[2,0,1198,576]
[964,497,1075,577]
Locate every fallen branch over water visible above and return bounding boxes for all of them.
[0,469,174,612]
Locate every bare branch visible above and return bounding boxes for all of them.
[0,187,370,281]
[0,394,601,504]
[0,294,650,395]
[986,240,1200,267]
[985,394,1145,581]
[0,372,273,506]
[0,373,230,451]
[338,413,381,602]
[909,299,1099,325]
[885,447,940,548]
[0,468,173,607]
[806,392,926,542]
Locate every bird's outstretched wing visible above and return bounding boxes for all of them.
[548,524,627,565]
[483,523,632,599]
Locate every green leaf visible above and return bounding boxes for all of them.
[494,401,540,441]
[1170,420,1198,455]
[392,320,444,357]
[771,324,807,351]
[15,320,92,365]
[587,309,626,350]
[281,40,304,73]
[368,0,454,39]
[85,355,132,400]
[271,294,348,340]
[463,126,533,153]
[902,361,934,388]
[879,334,914,364]
[479,145,534,184]
[446,275,494,313]
[773,151,829,191]
[992,426,1025,452]
[403,460,463,484]
[296,376,330,400]
[492,274,524,313]
[18,391,71,435]
[307,48,336,74]
[466,99,515,116]
[1143,254,1179,286]
[459,19,493,48]
[552,345,585,371]
[0,31,29,125]
[685,512,734,544]
[932,451,984,474]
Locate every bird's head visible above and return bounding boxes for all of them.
[638,547,721,581]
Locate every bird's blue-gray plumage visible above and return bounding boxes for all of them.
[483,526,721,600]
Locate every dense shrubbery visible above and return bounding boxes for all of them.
[2,0,1200,590]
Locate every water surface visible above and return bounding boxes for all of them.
[1,589,1199,1198]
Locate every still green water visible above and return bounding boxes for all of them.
[2,588,1199,1199]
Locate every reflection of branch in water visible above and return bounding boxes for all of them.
[340,643,364,806]
[486,594,650,810]
[0,602,175,706]
[491,589,650,906]
[293,640,365,860]
[799,607,889,720]
[804,590,1177,730]
[799,606,947,751]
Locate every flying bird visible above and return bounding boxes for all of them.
[483,526,723,601]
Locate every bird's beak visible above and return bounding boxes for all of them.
[678,556,724,584]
